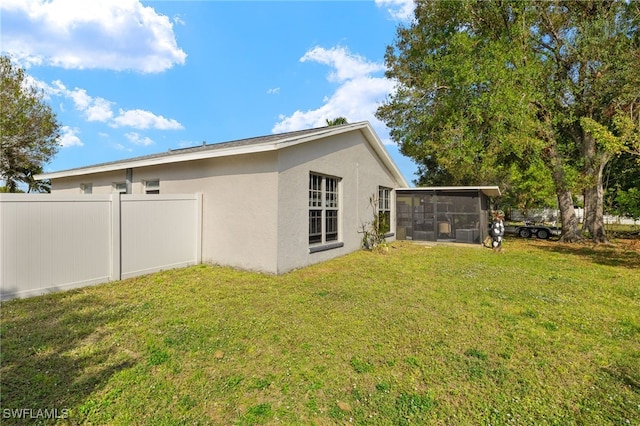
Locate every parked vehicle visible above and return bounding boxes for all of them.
[515,222,562,239]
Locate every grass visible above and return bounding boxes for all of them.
[1,238,639,425]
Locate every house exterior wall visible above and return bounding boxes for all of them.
[275,131,400,273]
[119,154,279,273]
[48,129,403,274]
[53,170,129,193]
[51,153,281,273]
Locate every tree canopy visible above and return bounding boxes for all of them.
[326,117,348,126]
[377,0,640,242]
[605,152,640,220]
[1,55,60,192]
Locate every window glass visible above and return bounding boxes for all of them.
[325,178,338,208]
[309,174,322,207]
[309,173,341,245]
[80,183,92,194]
[378,187,392,233]
[145,180,160,194]
[309,210,322,244]
[325,210,338,241]
[114,182,127,193]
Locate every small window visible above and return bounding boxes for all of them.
[114,182,127,194]
[378,186,392,234]
[309,173,341,245]
[144,180,160,194]
[80,183,92,194]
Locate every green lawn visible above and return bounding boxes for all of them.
[1,239,639,425]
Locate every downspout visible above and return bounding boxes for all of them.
[126,168,133,194]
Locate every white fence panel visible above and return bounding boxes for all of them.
[120,194,202,279]
[0,194,113,300]
[510,207,638,226]
[0,193,202,300]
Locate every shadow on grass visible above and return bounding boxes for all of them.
[0,291,135,422]
[602,366,640,392]
[530,240,640,270]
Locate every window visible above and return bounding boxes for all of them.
[114,182,127,194]
[80,183,92,194]
[144,180,160,194]
[378,186,392,234]
[309,173,340,245]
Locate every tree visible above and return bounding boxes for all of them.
[376,0,639,243]
[500,159,556,218]
[605,152,640,220]
[326,117,348,126]
[534,1,640,242]
[1,55,60,192]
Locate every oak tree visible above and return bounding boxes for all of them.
[377,0,639,242]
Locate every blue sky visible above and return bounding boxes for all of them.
[1,0,419,185]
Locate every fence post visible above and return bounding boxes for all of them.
[196,192,203,264]
[111,192,122,281]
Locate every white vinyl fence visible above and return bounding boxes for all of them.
[509,207,639,226]
[0,193,202,300]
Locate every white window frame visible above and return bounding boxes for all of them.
[144,179,160,194]
[309,173,341,246]
[113,182,127,194]
[378,186,392,234]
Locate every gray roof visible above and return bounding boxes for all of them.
[36,121,410,187]
[48,126,333,175]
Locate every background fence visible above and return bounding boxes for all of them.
[509,207,639,226]
[0,193,202,300]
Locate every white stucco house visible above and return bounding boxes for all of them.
[36,122,409,274]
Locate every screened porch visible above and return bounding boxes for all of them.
[395,187,500,244]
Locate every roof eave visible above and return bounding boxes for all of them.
[35,142,282,180]
[35,122,410,187]
[357,122,410,188]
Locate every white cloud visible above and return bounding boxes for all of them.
[173,15,186,26]
[85,97,114,122]
[58,126,83,147]
[41,81,114,122]
[267,87,280,95]
[125,132,154,146]
[273,46,395,144]
[113,109,184,130]
[0,0,186,73]
[375,0,415,21]
[33,77,183,131]
[68,88,92,110]
[301,46,385,83]
[113,143,132,152]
